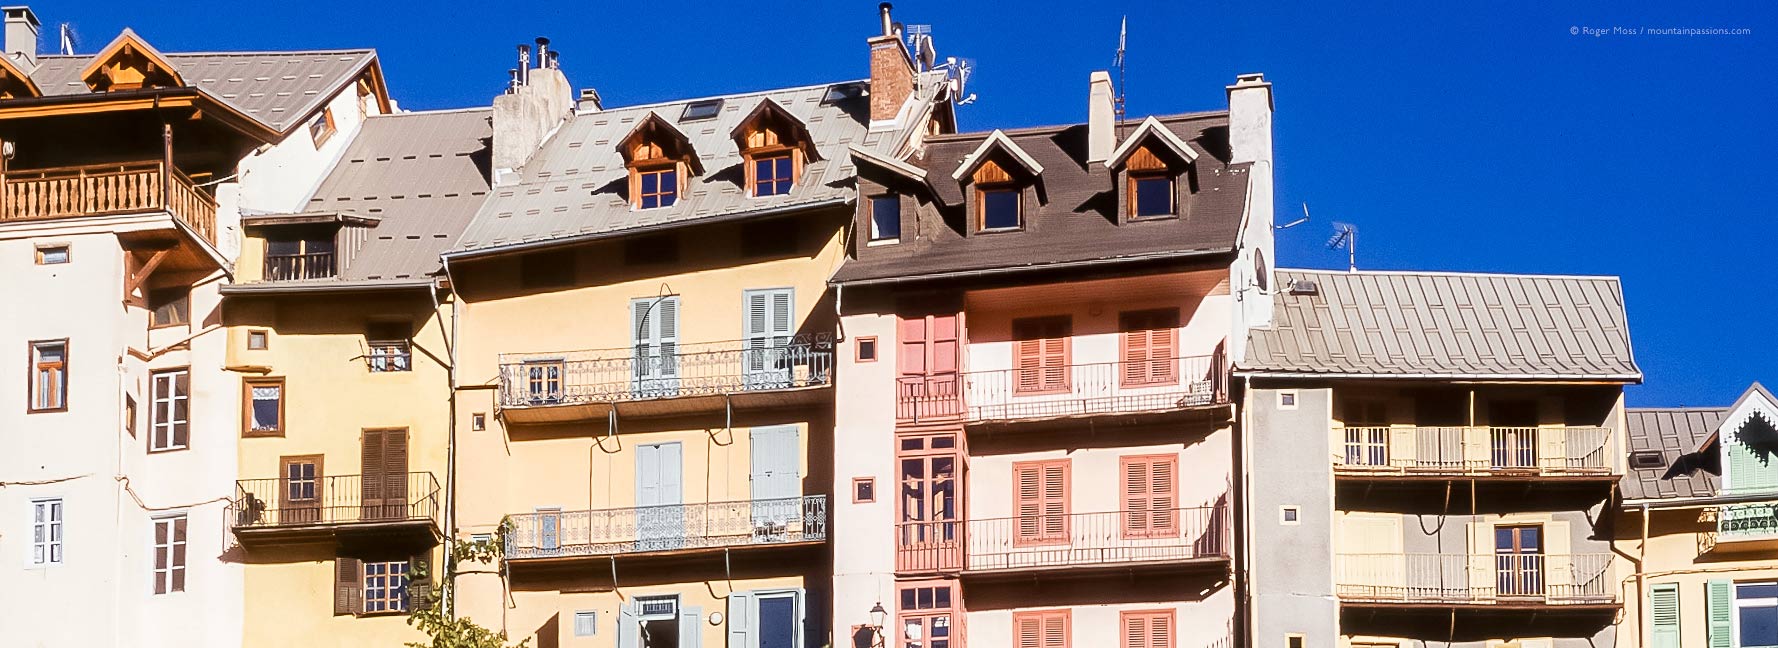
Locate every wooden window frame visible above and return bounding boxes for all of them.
[853,476,876,504]
[747,148,797,197]
[1120,454,1180,539]
[633,162,680,210]
[1013,459,1071,547]
[1013,609,1071,648]
[896,579,960,648]
[1012,315,1072,395]
[124,393,138,437]
[308,106,337,148]
[975,183,1022,232]
[1118,308,1180,387]
[34,243,70,265]
[361,559,411,614]
[27,339,69,413]
[895,433,962,570]
[868,194,902,243]
[242,377,286,438]
[1119,609,1175,648]
[366,321,413,373]
[148,367,191,452]
[151,514,187,594]
[246,329,269,350]
[1127,172,1177,220]
[856,336,878,363]
[147,287,190,329]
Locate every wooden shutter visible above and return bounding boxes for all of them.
[1122,455,1178,538]
[1120,610,1174,648]
[334,557,363,615]
[1015,610,1070,648]
[1120,310,1179,386]
[408,550,432,613]
[362,430,385,515]
[1014,317,1070,393]
[1651,583,1680,648]
[361,430,408,519]
[745,289,795,375]
[173,370,190,447]
[1015,460,1069,545]
[1707,579,1732,648]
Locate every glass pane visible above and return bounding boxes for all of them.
[872,196,901,240]
[642,172,658,193]
[758,596,796,648]
[267,239,300,256]
[1741,606,1778,646]
[1741,583,1778,599]
[983,190,1019,229]
[253,397,280,429]
[1521,526,1541,551]
[1134,177,1172,216]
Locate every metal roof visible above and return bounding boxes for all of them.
[27,48,377,133]
[1623,407,1726,501]
[1240,269,1643,380]
[448,80,910,257]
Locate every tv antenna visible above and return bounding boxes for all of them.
[937,56,976,105]
[1326,222,1358,272]
[1114,16,1128,134]
[904,24,936,72]
[1276,203,1310,230]
[59,23,78,56]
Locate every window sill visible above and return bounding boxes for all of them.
[26,406,69,414]
[1128,213,1179,222]
[242,430,285,438]
[1119,378,1180,388]
[149,323,192,331]
[147,446,191,454]
[1012,387,1073,396]
[866,238,900,247]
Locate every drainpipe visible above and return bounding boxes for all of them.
[1234,374,1252,648]
[1639,501,1650,648]
[437,258,462,619]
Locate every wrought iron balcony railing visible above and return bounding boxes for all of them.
[497,336,833,410]
[1716,501,1778,542]
[505,495,828,560]
[897,353,1230,423]
[895,502,1229,573]
[1336,552,1615,605]
[228,472,440,530]
[0,161,217,245]
[1333,426,1613,476]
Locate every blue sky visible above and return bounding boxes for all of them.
[41,1,1777,406]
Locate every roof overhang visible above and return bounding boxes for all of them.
[220,277,435,296]
[616,111,704,175]
[950,129,1043,182]
[849,144,928,184]
[445,196,853,262]
[0,53,39,98]
[831,247,1234,288]
[241,211,381,228]
[79,28,186,91]
[1104,116,1198,169]
[0,87,282,142]
[1232,369,1644,382]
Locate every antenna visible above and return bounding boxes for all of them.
[904,24,935,72]
[937,56,975,104]
[59,23,78,56]
[1276,202,1310,230]
[1326,222,1358,272]
[1114,16,1128,135]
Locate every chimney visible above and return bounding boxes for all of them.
[1226,73,1273,167]
[1226,72,1278,338]
[1086,71,1116,163]
[534,37,549,69]
[867,2,915,127]
[492,38,574,186]
[577,87,602,112]
[4,6,39,69]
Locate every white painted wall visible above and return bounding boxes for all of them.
[830,311,903,644]
[967,589,1235,648]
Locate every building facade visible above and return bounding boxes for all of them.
[1240,269,1641,648]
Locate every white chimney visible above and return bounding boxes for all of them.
[1087,71,1115,163]
[1226,73,1273,167]
[1226,72,1278,341]
[4,6,39,69]
[492,40,574,187]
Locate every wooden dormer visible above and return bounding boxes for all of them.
[0,55,40,99]
[731,98,819,197]
[616,112,701,210]
[80,29,185,93]
[1105,117,1198,220]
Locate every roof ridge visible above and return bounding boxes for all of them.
[371,106,494,118]
[1628,406,1731,412]
[929,109,1230,142]
[1278,267,1626,282]
[39,48,375,59]
[582,78,866,115]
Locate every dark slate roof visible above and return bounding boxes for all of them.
[1241,269,1642,380]
[829,111,1250,285]
[27,49,377,133]
[1623,407,1726,500]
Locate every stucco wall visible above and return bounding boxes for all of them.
[967,590,1235,648]
[1615,506,1778,648]
[1249,384,1338,648]
[830,309,902,644]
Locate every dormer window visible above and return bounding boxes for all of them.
[617,113,702,211]
[1131,168,1175,219]
[950,130,1045,234]
[977,171,1022,231]
[265,235,336,280]
[732,99,820,199]
[79,29,185,93]
[752,152,793,197]
[1105,116,1199,222]
[638,166,678,209]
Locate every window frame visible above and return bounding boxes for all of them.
[868,194,902,244]
[246,329,269,351]
[853,476,877,504]
[148,287,191,329]
[34,243,70,265]
[242,376,286,437]
[975,183,1022,232]
[1128,171,1177,219]
[1013,459,1071,547]
[263,234,337,280]
[308,106,337,147]
[27,339,69,413]
[749,149,796,197]
[1012,315,1072,395]
[366,322,413,373]
[149,367,191,452]
[30,498,63,566]
[896,580,958,648]
[1012,608,1070,648]
[1119,453,1179,539]
[151,514,187,595]
[635,163,679,210]
[361,559,411,614]
[1119,609,1175,648]
[856,336,879,363]
[1117,308,1180,387]
[1735,580,1778,648]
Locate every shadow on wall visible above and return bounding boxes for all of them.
[962,569,1229,611]
[1339,606,1616,643]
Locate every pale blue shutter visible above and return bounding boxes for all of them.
[637,443,685,551]
[678,605,702,648]
[727,591,755,648]
[792,588,808,648]
[1651,583,1680,648]
[538,508,560,551]
[750,426,800,536]
[632,296,680,397]
[743,289,794,388]
[617,602,640,648]
[1707,579,1732,648]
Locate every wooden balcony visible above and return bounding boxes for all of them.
[1333,426,1615,480]
[497,336,834,425]
[1337,552,1616,608]
[504,495,828,562]
[0,161,217,246]
[227,472,441,547]
[894,502,1229,577]
[896,352,1231,428]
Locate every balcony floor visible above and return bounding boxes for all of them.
[500,383,830,426]
[1340,600,1618,642]
[960,553,1230,582]
[233,518,441,549]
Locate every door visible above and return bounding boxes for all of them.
[632,296,681,398]
[1495,524,1544,598]
[750,426,801,538]
[537,507,562,552]
[636,442,684,551]
[897,312,961,421]
[361,429,409,521]
[756,590,804,648]
[897,434,961,571]
[1490,400,1539,469]
[279,455,324,525]
[744,289,795,390]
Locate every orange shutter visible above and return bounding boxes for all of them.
[1120,310,1179,386]
[1015,610,1071,648]
[1014,317,1070,393]
[1120,610,1175,648]
[1015,460,1069,545]
[1122,455,1178,538]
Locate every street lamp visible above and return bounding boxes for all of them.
[867,602,889,648]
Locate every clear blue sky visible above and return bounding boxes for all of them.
[39,1,1777,407]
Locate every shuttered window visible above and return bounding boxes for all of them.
[1651,583,1680,648]
[1014,609,1070,648]
[335,557,363,615]
[744,289,795,382]
[152,515,187,594]
[1707,579,1732,648]
[1121,455,1178,538]
[1013,316,1070,394]
[632,296,681,391]
[29,340,68,412]
[1119,309,1179,386]
[361,429,409,521]
[1120,610,1174,648]
[1014,460,1069,546]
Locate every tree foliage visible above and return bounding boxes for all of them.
[405,520,528,648]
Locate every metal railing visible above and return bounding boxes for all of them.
[1333,426,1613,476]
[263,251,336,281]
[1717,501,1778,541]
[895,502,1229,573]
[897,353,1230,423]
[1336,552,1614,604]
[505,495,828,559]
[497,335,834,410]
[0,161,217,245]
[228,472,440,530]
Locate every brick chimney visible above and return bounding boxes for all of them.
[868,2,915,127]
[4,6,39,69]
[1086,71,1116,163]
[492,37,574,187]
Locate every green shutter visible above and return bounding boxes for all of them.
[1728,437,1778,493]
[1651,583,1680,648]
[1707,579,1733,648]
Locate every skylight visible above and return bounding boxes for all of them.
[681,99,722,122]
[821,82,867,105]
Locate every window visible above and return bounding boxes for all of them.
[1342,400,1388,467]
[1738,582,1778,648]
[1121,455,1177,538]
[1494,525,1544,597]
[1277,390,1298,410]
[856,336,878,362]
[869,194,901,242]
[623,234,679,266]
[243,377,284,437]
[1630,450,1667,469]
[1280,506,1301,524]
[1014,460,1070,546]
[519,250,575,288]
[152,515,187,594]
[978,186,1020,230]
[1286,635,1306,648]
[574,610,599,636]
[281,455,321,522]
[898,583,955,648]
[1120,610,1174,648]
[853,477,876,503]
[638,166,678,208]
[471,413,486,431]
[31,499,63,565]
[635,595,681,648]
[1130,173,1175,218]
[1013,609,1070,648]
[29,340,68,412]
[681,99,722,121]
[752,151,793,196]
[148,288,190,328]
[898,434,960,568]
[741,219,800,258]
[363,560,411,613]
[1651,582,1680,648]
[150,369,190,451]
[1119,309,1179,386]
[124,394,138,436]
[247,330,269,350]
[35,244,69,265]
[308,106,336,147]
[524,361,564,403]
[265,236,336,280]
[1012,316,1070,393]
[367,322,412,372]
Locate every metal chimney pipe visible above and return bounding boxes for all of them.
[534,37,550,69]
[878,3,893,37]
[507,68,520,93]
[517,44,530,85]
[547,50,560,70]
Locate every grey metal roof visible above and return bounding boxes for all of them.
[1623,407,1726,500]
[26,48,377,133]
[448,79,908,257]
[1240,269,1643,380]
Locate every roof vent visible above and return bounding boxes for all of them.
[1287,280,1319,296]
[1629,450,1666,470]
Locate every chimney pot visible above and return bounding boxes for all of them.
[517,44,531,85]
[879,3,894,37]
[4,5,40,68]
[534,37,549,69]
[1087,71,1116,163]
[547,50,559,69]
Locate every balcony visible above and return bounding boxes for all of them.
[895,503,1229,577]
[897,353,1231,426]
[497,336,834,424]
[227,472,441,547]
[263,251,336,281]
[504,495,827,561]
[1702,500,1778,553]
[0,161,217,246]
[1333,426,1614,479]
[1336,552,1616,608]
